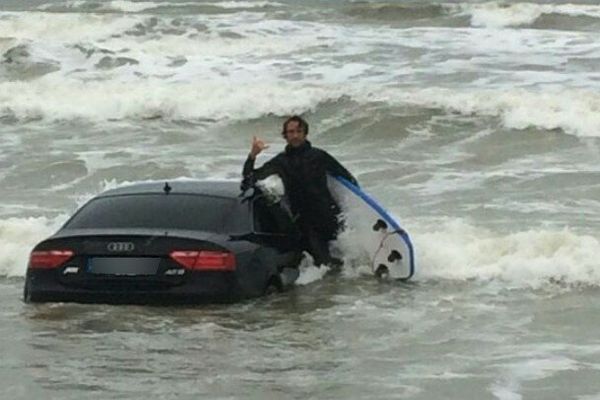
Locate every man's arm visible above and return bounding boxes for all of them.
[322,150,358,186]
[241,154,280,191]
[241,136,280,191]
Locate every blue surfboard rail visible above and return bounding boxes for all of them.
[332,175,415,279]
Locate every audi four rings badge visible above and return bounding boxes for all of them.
[107,242,135,252]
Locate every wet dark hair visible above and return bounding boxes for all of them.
[281,115,309,138]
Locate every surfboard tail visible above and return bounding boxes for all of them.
[328,175,415,280]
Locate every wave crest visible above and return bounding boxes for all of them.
[37,0,283,13]
[366,87,600,138]
[461,2,600,28]
[415,219,600,289]
[0,216,66,278]
[0,79,343,122]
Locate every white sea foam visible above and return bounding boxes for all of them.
[294,214,600,289]
[102,0,168,13]
[3,78,599,138]
[0,216,67,277]
[413,219,600,289]
[0,78,342,122]
[212,1,283,9]
[457,2,600,28]
[1,11,317,59]
[0,11,139,42]
[2,9,599,137]
[37,0,152,12]
[367,87,600,138]
[76,0,165,13]
[37,0,283,13]
[296,256,330,285]
[2,52,599,136]
[465,2,546,28]
[3,202,599,291]
[491,355,579,400]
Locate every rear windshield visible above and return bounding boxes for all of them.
[64,194,249,233]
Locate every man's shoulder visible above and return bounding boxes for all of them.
[307,145,328,156]
[311,146,337,161]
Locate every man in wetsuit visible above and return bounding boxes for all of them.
[241,116,358,267]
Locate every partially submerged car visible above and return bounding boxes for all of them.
[24,180,303,304]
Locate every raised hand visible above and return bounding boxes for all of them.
[250,136,269,159]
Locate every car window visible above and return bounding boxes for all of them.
[253,197,296,235]
[64,194,250,233]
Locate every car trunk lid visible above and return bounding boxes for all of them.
[31,229,234,289]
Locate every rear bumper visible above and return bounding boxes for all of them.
[24,270,244,305]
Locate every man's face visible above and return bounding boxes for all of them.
[284,120,307,148]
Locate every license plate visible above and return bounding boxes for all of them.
[87,257,160,276]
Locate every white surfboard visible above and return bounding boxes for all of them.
[328,175,415,280]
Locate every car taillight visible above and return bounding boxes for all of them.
[169,250,236,271]
[29,250,74,269]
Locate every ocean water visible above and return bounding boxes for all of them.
[1,0,600,398]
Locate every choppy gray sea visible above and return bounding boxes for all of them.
[2,0,600,398]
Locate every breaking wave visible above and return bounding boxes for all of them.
[343,1,600,29]
[365,87,600,138]
[461,2,600,29]
[37,0,284,13]
[3,81,600,138]
[413,219,600,290]
[0,79,342,122]
[0,216,66,278]
[2,200,599,293]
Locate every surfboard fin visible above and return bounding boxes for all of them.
[387,250,402,263]
[375,264,389,279]
[373,219,388,232]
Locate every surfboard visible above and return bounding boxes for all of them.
[328,175,415,280]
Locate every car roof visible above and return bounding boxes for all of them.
[96,180,242,199]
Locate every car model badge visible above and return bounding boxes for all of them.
[63,266,79,275]
[107,242,135,252]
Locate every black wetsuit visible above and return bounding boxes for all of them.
[241,140,357,266]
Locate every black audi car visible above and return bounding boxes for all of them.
[24,180,303,304]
